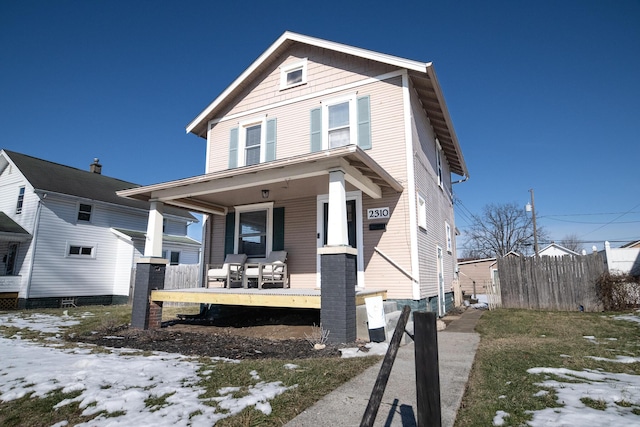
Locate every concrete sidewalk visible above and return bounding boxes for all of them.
[285,308,484,427]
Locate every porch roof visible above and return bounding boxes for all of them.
[117,145,403,215]
[0,212,31,242]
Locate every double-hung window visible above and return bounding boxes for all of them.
[16,186,25,214]
[77,203,92,222]
[229,118,277,168]
[310,95,371,152]
[436,139,443,188]
[445,221,452,253]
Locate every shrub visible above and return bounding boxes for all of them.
[595,272,640,311]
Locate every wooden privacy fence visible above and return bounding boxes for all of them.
[130,264,201,307]
[497,254,605,311]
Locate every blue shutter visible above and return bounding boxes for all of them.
[310,107,322,152]
[265,118,277,162]
[228,127,239,169]
[357,96,371,150]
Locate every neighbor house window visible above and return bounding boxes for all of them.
[280,59,307,90]
[77,203,92,222]
[16,186,25,214]
[162,250,180,265]
[417,193,427,230]
[445,221,452,253]
[67,244,95,258]
[235,203,273,258]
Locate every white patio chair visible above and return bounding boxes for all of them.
[244,250,288,289]
[206,253,247,288]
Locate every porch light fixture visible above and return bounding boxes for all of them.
[261,189,269,199]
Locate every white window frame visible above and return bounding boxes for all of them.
[445,221,452,253]
[280,58,307,90]
[322,94,357,149]
[66,242,96,259]
[162,250,180,265]
[238,116,267,167]
[77,203,93,222]
[417,193,427,230]
[436,139,443,189]
[16,186,25,214]
[234,202,274,258]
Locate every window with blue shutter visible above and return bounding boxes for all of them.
[311,95,372,152]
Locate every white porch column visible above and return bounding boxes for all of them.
[327,169,349,247]
[144,200,164,257]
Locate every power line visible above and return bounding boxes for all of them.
[581,202,640,238]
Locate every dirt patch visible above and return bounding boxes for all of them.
[68,307,348,360]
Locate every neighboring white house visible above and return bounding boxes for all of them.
[0,150,201,309]
[537,242,579,257]
[602,240,640,275]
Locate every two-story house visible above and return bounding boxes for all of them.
[0,149,200,309]
[119,32,468,317]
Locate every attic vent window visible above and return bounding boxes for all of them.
[280,58,307,90]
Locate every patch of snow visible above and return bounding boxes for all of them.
[526,367,640,426]
[0,313,296,427]
[585,355,640,364]
[493,410,509,426]
[284,363,299,370]
[340,342,388,358]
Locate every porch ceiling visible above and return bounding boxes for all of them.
[117,145,403,215]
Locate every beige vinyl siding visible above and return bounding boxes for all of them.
[276,198,317,289]
[206,48,404,174]
[361,190,414,299]
[458,259,495,295]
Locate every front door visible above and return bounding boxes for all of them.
[316,192,364,287]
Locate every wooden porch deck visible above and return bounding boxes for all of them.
[151,288,387,309]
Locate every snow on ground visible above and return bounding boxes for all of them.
[493,311,640,426]
[0,312,297,427]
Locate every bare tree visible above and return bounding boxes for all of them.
[462,202,548,258]
[560,233,583,253]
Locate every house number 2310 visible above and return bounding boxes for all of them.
[367,207,390,219]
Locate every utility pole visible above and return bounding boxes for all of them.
[529,188,539,257]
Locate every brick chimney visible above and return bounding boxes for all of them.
[90,158,102,174]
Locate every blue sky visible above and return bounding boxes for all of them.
[2,0,639,250]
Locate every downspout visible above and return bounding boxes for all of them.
[23,194,44,301]
[452,175,469,185]
[402,71,421,300]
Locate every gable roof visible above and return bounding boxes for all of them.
[1,150,195,220]
[537,242,579,256]
[621,240,640,249]
[186,31,468,177]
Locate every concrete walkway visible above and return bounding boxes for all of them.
[286,308,484,427]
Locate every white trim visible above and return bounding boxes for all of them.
[206,69,403,127]
[280,58,308,90]
[316,191,364,288]
[417,192,427,230]
[445,221,452,253]
[437,245,445,316]
[233,202,274,257]
[402,71,420,300]
[436,138,443,189]
[186,30,428,133]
